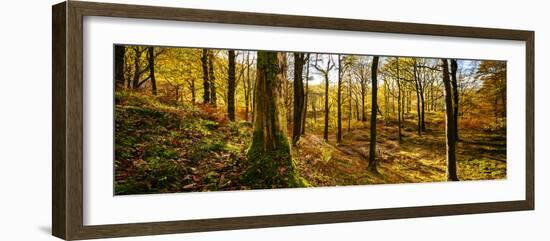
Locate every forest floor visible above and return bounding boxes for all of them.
[294,116,506,187]
[114,91,506,195]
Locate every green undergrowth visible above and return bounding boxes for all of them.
[114,91,250,195]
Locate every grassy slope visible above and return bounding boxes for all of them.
[114,91,251,195]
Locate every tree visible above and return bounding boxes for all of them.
[384,57,404,140]
[147,47,157,95]
[292,53,306,145]
[477,60,506,119]
[396,57,402,141]
[441,58,459,181]
[301,54,311,135]
[114,45,125,87]
[354,57,370,122]
[282,55,293,124]
[243,51,304,188]
[347,64,353,133]
[383,74,391,119]
[450,59,459,141]
[368,56,380,172]
[125,46,163,93]
[130,46,147,89]
[417,60,426,131]
[412,59,423,135]
[201,49,210,104]
[336,55,343,143]
[155,48,200,104]
[311,92,318,122]
[243,51,255,122]
[313,54,335,142]
[227,50,236,121]
[208,50,217,107]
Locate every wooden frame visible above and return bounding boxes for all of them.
[52,1,535,240]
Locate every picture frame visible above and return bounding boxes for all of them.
[52,1,535,240]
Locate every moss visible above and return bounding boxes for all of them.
[242,129,308,189]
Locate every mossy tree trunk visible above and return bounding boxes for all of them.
[227,50,236,121]
[243,51,305,188]
[441,58,459,181]
[368,56,380,172]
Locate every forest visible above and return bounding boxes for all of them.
[113,45,507,195]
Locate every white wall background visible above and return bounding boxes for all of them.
[0,0,547,240]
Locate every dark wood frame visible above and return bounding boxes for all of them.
[52,1,535,240]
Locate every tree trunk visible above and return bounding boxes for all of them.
[227,50,236,121]
[174,87,180,103]
[323,75,330,142]
[368,56,380,172]
[348,71,352,133]
[301,54,310,135]
[147,47,157,95]
[450,59,459,141]
[396,58,402,141]
[251,76,256,122]
[114,45,125,88]
[312,97,317,122]
[414,63,421,135]
[336,55,343,143]
[361,82,367,122]
[384,79,390,119]
[244,52,251,122]
[132,47,142,89]
[244,51,303,188]
[208,50,217,107]
[441,59,459,181]
[426,84,430,112]
[391,87,395,115]
[432,85,436,112]
[419,78,426,131]
[292,53,305,145]
[190,78,196,104]
[355,98,360,121]
[407,90,412,113]
[201,49,210,104]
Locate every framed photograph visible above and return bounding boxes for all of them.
[52,1,534,240]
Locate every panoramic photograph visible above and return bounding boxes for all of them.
[113,45,507,195]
